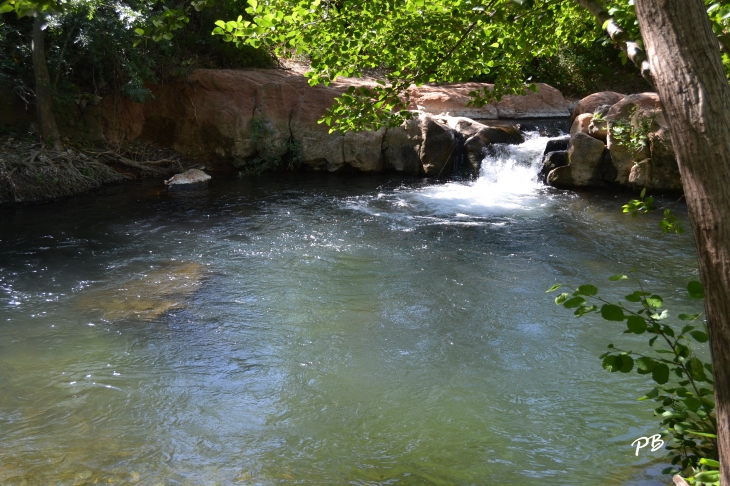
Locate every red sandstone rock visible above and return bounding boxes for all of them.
[571,91,625,120]
[97,69,568,173]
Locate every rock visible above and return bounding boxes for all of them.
[165,169,211,190]
[548,133,606,188]
[86,68,573,176]
[572,91,625,120]
[538,150,568,183]
[472,125,524,145]
[383,118,422,175]
[570,113,593,136]
[419,114,457,177]
[74,261,207,321]
[606,130,635,185]
[290,83,345,171]
[629,159,651,187]
[463,134,488,174]
[409,83,570,119]
[493,84,572,118]
[606,92,665,125]
[587,106,610,141]
[543,136,570,155]
[344,127,386,172]
[648,127,683,192]
[438,115,485,138]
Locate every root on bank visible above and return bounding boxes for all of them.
[0,136,186,205]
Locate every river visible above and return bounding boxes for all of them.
[0,133,700,484]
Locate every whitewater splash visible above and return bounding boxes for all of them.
[410,133,558,215]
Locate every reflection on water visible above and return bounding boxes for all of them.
[0,134,697,485]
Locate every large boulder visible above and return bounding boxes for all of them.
[408,83,570,118]
[344,128,386,172]
[419,114,457,177]
[572,91,625,120]
[604,93,681,192]
[570,113,593,136]
[383,118,423,175]
[548,133,606,188]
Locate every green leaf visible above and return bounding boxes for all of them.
[615,354,634,373]
[690,331,708,343]
[609,274,628,281]
[679,313,700,321]
[602,355,618,372]
[555,292,570,305]
[686,430,717,439]
[700,458,720,468]
[687,280,704,299]
[545,283,563,293]
[645,295,663,308]
[601,304,625,321]
[652,364,670,385]
[689,357,709,382]
[575,284,598,296]
[563,296,586,309]
[626,316,647,334]
[134,27,145,35]
[693,471,720,482]
[683,396,701,412]
[636,356,656,374]
[574,305,597,317]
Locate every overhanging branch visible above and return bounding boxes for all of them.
[573,0,654,86]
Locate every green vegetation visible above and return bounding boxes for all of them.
[549,275,718,485]
[0,0,273,112]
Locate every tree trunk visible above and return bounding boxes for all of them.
[634,0,730,483]
[32,13,62,150]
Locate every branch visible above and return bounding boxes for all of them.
[572,0,654,86]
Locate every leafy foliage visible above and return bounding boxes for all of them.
[213,0,596,132]
[623,188,684,234]
[548,277,718,485]
[210,0,730,133]
[608,105,656,156]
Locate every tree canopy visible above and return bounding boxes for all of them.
[211,0,730,132]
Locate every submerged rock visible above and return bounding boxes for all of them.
[165,169,211,190]
[74,261,208,321]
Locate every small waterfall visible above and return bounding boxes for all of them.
[412,133,556,215]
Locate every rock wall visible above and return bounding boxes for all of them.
[7,69,567,176]
[544,91,682,194]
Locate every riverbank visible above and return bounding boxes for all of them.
[0,135,194,205]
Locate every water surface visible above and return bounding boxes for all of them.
[0,134,699,485]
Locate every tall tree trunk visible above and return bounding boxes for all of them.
[32,13,61,150]
[634,0,730,483]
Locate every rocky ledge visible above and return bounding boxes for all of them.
[94,69,569,176]
[541,91,682,194]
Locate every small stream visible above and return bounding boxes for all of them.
[0,132,699,485]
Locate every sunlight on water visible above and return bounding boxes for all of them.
[0,132,697,485]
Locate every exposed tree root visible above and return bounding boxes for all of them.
[0,136,189,205]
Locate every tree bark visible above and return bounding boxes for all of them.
[32,13,62,150]
[634,0,730,483]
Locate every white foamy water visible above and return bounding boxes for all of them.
[410,133,557,215]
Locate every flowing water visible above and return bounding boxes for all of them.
[0,133,700,485]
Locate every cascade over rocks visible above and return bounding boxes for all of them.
[545,91,683,194]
